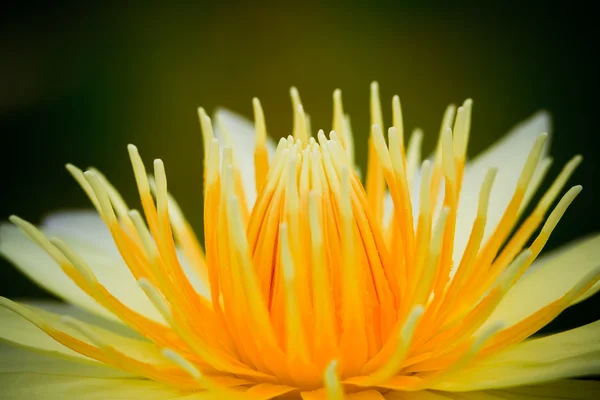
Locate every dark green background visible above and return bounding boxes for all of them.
[1,1,598,335]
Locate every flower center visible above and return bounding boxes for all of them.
[203,129,401,387]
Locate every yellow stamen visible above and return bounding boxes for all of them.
[253,97,270,192]
[365,82,386,224]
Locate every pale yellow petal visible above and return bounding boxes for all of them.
[0,373,219,399]
[48,209,211,301]
[29,303,178,370]
[454,111,550,262]
[0,343,130,378]
[42,210,120,255]
[481,234,600,330]
[1,212,167,324]
[434,321,600,391]
[0,223,115,321]
[524,234,600,305]
[384,391,452,399]
[487,380,600,399]
[386,381,600,399]
[42,211,166,323]
[18,299,140,338]
[0,300,184,381]
[480,320,600,365]
[435,353,599,392]
[0,299,93,360]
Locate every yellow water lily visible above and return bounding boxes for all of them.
[1,83,599,399]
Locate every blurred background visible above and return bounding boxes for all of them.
[1,1,598,334]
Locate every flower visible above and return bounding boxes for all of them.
[1,83,599,399]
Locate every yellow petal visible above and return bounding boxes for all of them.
[0,373,219,399]
[433,320,600,391]
[481,234,600,329]
[454,111,550,261]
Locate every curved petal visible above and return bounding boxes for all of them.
[244,384,296,398]
[385,391,452,399]
[19,299,140,338]
[481,234,600,329]
[385,381,600,399]
[302,389,387,399]
[214,108,277,207]
[425,380,600,399]
[434,320,600,391]
[0,344,131,377]
[47,209,211,300]
[0,299,207,386]
[0,300,95,360]
[0,373,217,399]
[42,210,119,256]
[1,212,166,324]
[484,380,600,399]
[0,222,115,321]
[454,111,551,262]
[524,234,600,305]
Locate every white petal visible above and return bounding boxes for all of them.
[214,108,277,207]
[454,111,551,262]
[480,234,600,330]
